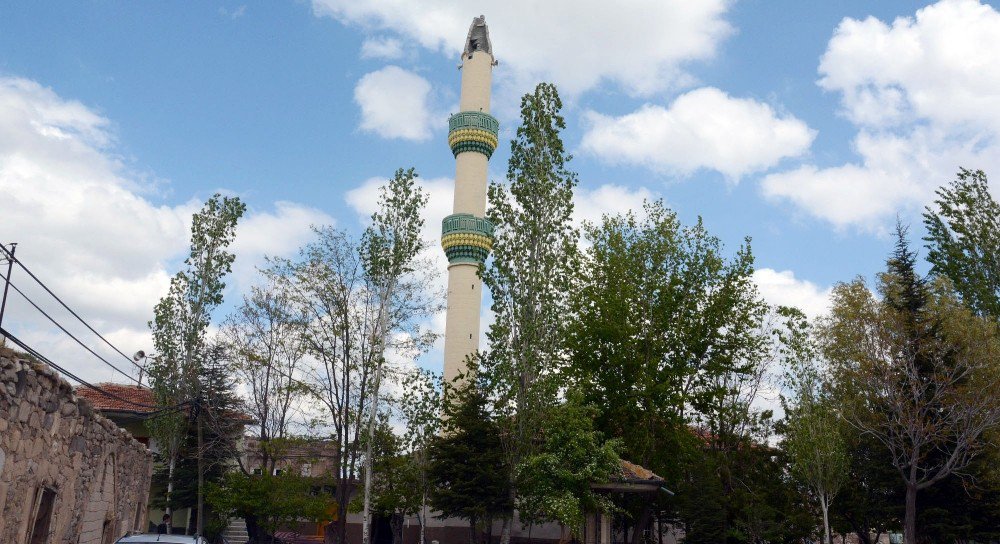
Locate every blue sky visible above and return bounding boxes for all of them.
[2,0,999,383]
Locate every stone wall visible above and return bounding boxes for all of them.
[0,352,153,544]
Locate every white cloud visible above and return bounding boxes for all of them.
[753,268,832,319]
[763,0,1000,229]
[312,0,733,97]
[0,76,328,383]
[354,66,436,141]
[360,36,405,60]
[581,88,815,179]
[819,0,1000,130]
[573,184,656,227]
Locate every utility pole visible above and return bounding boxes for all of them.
[0,243,17,330]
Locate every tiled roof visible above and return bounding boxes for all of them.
[620,459,663,482]
[74,383,158,414]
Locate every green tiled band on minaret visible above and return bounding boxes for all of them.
[448,111,499,158]
[441,213,494,264]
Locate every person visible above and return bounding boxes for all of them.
[157,514,171,535]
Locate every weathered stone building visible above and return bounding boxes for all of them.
[0,350,153,544]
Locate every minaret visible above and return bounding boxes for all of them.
[441,16,498,386]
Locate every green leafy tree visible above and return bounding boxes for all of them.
[208,471,334,544]
[397,369,441,544]
[780,308,847,544]
[568,201,766,474]
[147,194,245,530]
[821,227,1000,544]
[428,376,511,544]
[567,198,789,543]
[923,168,1000,319]
[515,390,621,539]
[359,168,434,544]
[481,82,578,544]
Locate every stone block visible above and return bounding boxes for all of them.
[16,401,30,422]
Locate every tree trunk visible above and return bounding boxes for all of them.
[630,505,651,544]
[165,454,176,532]
[820,494,831,544]
[904,482,917,544]
[419,493,427,544]
[363,282,395,544]
[391,513,404,544]
[197,402,205,536]
[499,517,511,544]
[362,357,386,544]
[245,515,260,543]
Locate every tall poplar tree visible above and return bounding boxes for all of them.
[360,168,433,544]
[481,82,579,544]
[924,168,1000,319]
[148,193,246,532]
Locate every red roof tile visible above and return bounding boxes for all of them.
[75,383,158,413]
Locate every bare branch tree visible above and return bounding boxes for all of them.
[222,277,308,474]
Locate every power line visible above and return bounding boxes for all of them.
[0,270,139,385]
[1,326,188,417]
[0,243,145,375]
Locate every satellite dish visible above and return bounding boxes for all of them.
[133,350,146,362]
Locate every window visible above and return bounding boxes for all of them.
[301,463,312,477]
[252,467,262,475]
[27,487,56,544]
[273,468,284,476]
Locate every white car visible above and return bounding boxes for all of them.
[114,534,211,544]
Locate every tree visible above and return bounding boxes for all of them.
[208,471,334,544]
[828,431,901,544]
[397,369,441,544]
[515,390,621,539]
[428,376,511,544]
[481,82,578,544]
[359,168,434,544]
[222,278,308,474]
[821,227,1000,544]
[273,170,439,544]
[781,308,847,544]
[566,199,792,543]
[924,168,1000,319]
[147,193,245,532]
[568,201,767,473]
[351,417,416,544]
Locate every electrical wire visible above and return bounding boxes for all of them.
[0,326,189,418]
[0,270,139,385]
[0,243,145,374]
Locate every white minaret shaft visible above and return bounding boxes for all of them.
[442,16,497,386]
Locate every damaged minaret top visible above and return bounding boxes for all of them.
[463,15,494,60]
